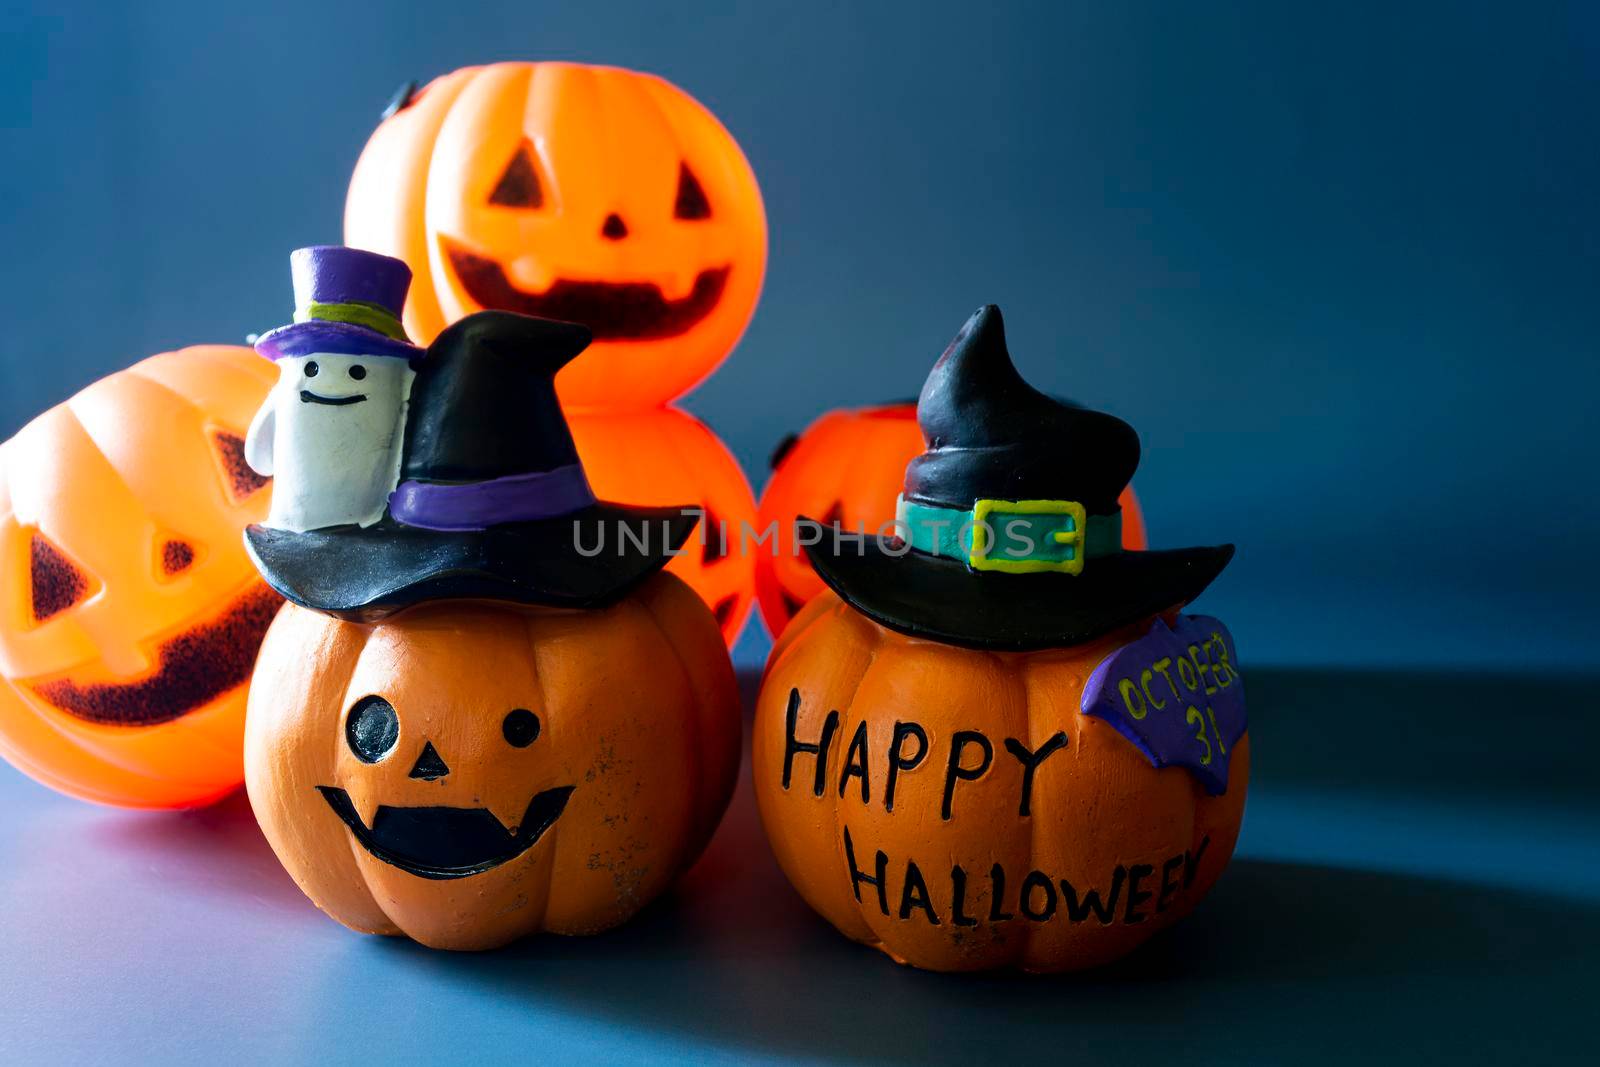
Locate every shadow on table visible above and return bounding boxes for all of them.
[81,788,311,911]
[377,667,1595,1061]
[385,821,1596,1061]
[76,663,1593,1060]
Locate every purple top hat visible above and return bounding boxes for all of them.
[254,246,423,362]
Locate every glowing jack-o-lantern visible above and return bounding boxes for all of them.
[569,407,756,645]
[345,61,767,411]
[754,402,1148,637]
[0,346,280,808]
[245,574,740,950]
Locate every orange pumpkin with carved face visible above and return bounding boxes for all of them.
[754,402,1148,636]
[0,346,280,808]
[570,407,755,644]
[345,61,767,411]
[245,573,740,950]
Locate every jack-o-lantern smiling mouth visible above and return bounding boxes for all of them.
[317,784,574,880]
[30,584,283,726]
[443,240,729,341]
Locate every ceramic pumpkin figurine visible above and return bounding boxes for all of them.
[249,577,736,949]
[753,306,1247,972]
[345,61,766,411]
[570,408,756,644]
[0,345,279,808]
[243,248,739,950]
[755,402,1148,636]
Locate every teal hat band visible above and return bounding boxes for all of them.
[895,494,1122,575]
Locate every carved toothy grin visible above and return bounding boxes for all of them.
[30,584,283,726]
[317,783,574,879]
[300,390,368,406]
[443,239,729,341]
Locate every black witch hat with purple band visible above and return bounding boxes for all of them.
[246,311,698,622]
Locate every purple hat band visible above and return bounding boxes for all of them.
[292,245,412,312]
[253,320,421,362]
[389,465,597,532]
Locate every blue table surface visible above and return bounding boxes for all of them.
[0,630,1594,1066]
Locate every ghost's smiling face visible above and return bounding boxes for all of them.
[259,351,418,532]
[283,353,378,406]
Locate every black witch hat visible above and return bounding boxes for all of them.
[246,311,698,622]
[805,305,1233,651]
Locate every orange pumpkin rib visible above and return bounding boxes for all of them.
[635,573,741,854]
[245,606,399,935]
[508,607,562,938]
[124,342,278,421]
[68,381,228,571]
[754,596,880,945]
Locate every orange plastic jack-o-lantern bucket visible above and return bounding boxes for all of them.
[346,61,767,411]
[0,346,280,808]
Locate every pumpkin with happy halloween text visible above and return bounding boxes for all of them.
[246,575,739,950]
[753,307,1247,972]
[754,402,1148,637]
[345,61,767,411]
[571,407,755,645]
[756,595,1248,972]
[0,345,280,808]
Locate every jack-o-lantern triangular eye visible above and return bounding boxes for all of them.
[30,534,91,623]
[674,163,712,220]
[161,539,196,577]
[210,429,269,504]
[489,141,544,208]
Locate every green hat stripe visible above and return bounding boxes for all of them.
[296,300,409,341]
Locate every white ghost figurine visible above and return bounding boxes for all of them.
[244,246,423,533]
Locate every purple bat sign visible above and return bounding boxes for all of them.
[1081,615,1247,795]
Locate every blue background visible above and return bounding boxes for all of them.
[2,2,1597,1063]
[5,0,1597,667]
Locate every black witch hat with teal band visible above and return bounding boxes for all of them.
[804,305,1234,651]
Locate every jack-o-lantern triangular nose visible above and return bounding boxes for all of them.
[601,213,629,240]
[408,741,450,781]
